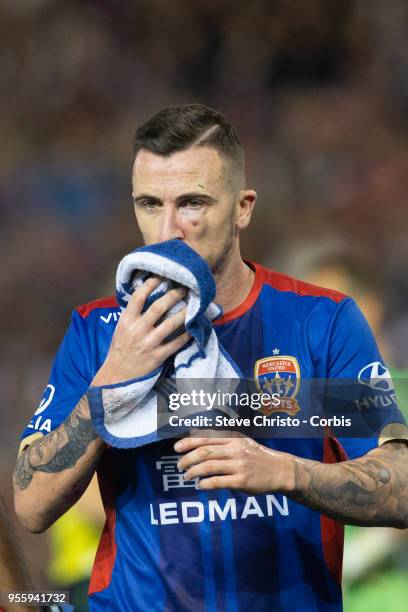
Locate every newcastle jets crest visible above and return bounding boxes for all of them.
[254,356,301,416]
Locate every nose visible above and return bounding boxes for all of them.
[158,205,184,242]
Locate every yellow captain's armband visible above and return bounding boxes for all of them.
[379,423,408,446]
[18,432,44,457]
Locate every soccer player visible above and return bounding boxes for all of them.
[13,104,408,611]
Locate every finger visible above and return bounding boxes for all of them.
[174,436,230,453]
[125,276,162,317]
[143,287,187,326]
[197,475,242,490]
[184,460,235,481]
[178,445,231,470]
[157,330,191,361]
[153,307,187,343]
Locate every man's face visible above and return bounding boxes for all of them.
[132,146,254,274]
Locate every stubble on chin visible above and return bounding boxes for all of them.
[207,227,235,277]
[210,248,231,277]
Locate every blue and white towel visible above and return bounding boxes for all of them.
[88,239,242,448]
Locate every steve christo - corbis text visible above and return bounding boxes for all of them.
[165,390,352,431]
[167,413,352,429]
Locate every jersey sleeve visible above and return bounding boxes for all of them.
[324,297,408,459]
[20,310,93,450]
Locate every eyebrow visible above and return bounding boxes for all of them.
[133,192,216,205]
[133,194,161,205]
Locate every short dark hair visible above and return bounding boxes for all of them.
[133,103,244,176]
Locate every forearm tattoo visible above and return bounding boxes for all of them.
[14,397,98,491]
[292,441,408,528]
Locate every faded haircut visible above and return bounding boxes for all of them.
[133,103,245,182]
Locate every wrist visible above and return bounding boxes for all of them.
[289,456,310,495]
[279,452,297,494]
[92,357,127,386]
[277,454,323,496]
[260,446,297,494]
[92,355,161,386]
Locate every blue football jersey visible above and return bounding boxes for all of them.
[21,262,407,612]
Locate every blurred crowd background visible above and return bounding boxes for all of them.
[1,1,408,610]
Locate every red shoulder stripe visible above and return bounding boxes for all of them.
[259,264,346,303]
[76,296,119,318]
[214,261,346,325]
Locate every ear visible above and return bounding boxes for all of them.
[235,190,257,229]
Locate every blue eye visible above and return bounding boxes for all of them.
[143,201,159,211]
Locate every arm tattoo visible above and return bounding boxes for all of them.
[14,397,98,491]
[291,441,408,528]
